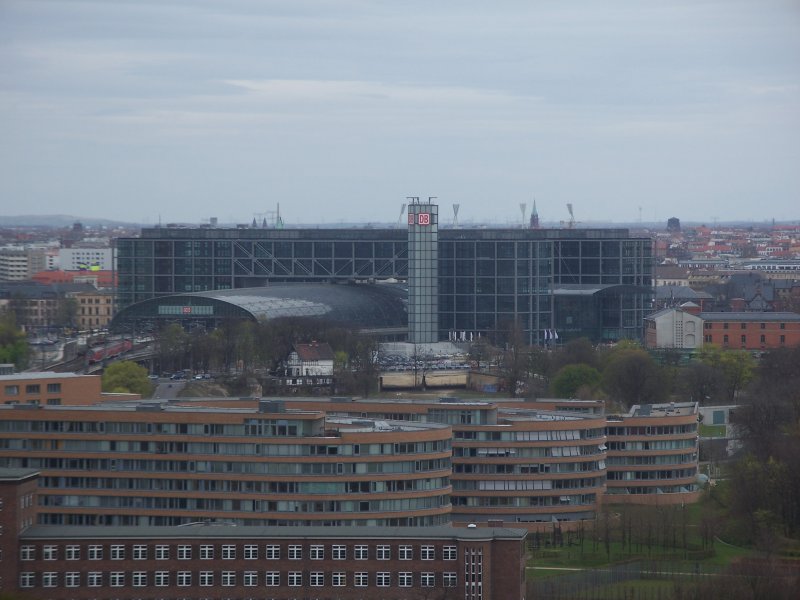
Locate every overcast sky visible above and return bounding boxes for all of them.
[1,0,798,226]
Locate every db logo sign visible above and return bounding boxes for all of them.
[408,212,431,225]
[182,306,192,314]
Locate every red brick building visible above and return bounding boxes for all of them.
[700,312,800,350]
[2,469,528,600]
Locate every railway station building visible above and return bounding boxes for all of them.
[114,201,654,345]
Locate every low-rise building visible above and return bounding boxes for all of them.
[0,469,528,600]
[701,312,800,350]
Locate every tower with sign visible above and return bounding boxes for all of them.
[407,198,439,344]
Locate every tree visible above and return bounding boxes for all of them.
[601,345,667,408]
[55,296,79,330]
[157,323,189,373]
[697,346,755,403]
[102,361,153,397]
[551,337,599,372]
[550,363,601,398]
[680,360,726,404]
[0,312,29,369]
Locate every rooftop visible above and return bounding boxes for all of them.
[20,524,528,542]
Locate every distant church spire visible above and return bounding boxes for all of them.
[530,198,540,229]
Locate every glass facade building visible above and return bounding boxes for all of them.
[116,213,653,343]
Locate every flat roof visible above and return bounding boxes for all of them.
[699,312,800,322]
[21,524,527,542]
[0,467,40,481]
[628,402,697,418]
[0,372,87,381]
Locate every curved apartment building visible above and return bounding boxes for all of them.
[0,399,453,527]
[276,397,608,528]
[605,402,700,504]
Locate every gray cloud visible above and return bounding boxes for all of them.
[1,0,798,224]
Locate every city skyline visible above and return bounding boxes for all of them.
[1,1,799,225]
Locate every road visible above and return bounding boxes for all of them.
[151,378,186,400]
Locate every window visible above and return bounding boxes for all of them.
[65,572,80,587]
[42,572,58,588]
[26,384,40,394]
[310,572,325,587]
[377,572,391,587]
[288,544,302,559]
[741,335,746,344]
[354,572,369,587]
[5,385,19,396]
[760,322,766,329]
[87,571,102,587]
[199,571,214,586]
[723,323,729,329]
[376,544,391,560]
[177,571,192,587]
[65,545,80,560]
[444,572,458,587]
[443,545,458,560]
[741,322,747,330]
[155,571,169,587]
[310,544,324,559]
[110,544,125,560]
[132,571,147,587]
[20,545,34,561]
[421,544,435,560]
[245,544,259,559]
[399,572,413,587]
[265,544,279,559]
[110,571,125,587]
[43,545,58,560]
[332,571,346,587]
[47,383,61,393]
[200,544,214,559]
[266,571,281,586]
[761,334,766,343]
[178,544,192,559]
[399,544,413,560]
[155,544,169,560]
[421,572,436,587]
[354,544,368,560]
[780,322,786,330]
[332,544,347,559]
[243,571,258,587]
[723,334,729,344]
[781,335,786,344]
[222,571,236,587]
[133,544,148,560]
[288,571,302,586]
[222,544,236,559]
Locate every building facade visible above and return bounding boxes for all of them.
[644,305,704,350]
[266,398,609,528]
[0,400,453,529]
[605,402,700,504]
[700,312,800,350]
[1,469,528,600]
[115,216,653,344]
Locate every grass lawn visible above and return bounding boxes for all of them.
[699,423,726,437]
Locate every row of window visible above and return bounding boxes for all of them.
[3,383,61,396]
[713,322,787,329]
[713,334,787,345]
[19,570,459,589]
[22,543,458,562]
